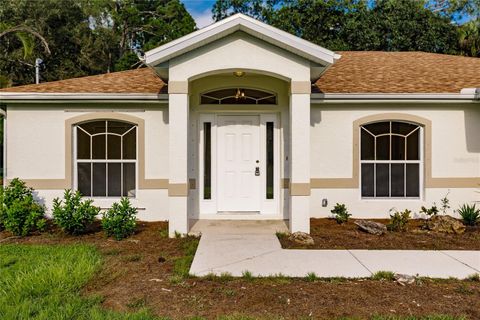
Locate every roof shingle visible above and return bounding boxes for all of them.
[315,51,480,94]
[1,52,479,94]
[0,67,165,94]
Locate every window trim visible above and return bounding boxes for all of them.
[73,120,138,199]
[359,120,424,200]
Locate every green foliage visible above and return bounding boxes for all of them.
[371,271,395,281]
[420,205,439,217]
[331,203,351,224]
[387,209,411,232]
[242,270,254,280]
[0,244,160,319]
[0,178,45,236]
[305,272,318,282]
[275,231,289,239]
[52,189,100,235]
[467,273,480,282]
[212,0,461,54]
[440,191,451,214]
[0,0,196,86]
[172,237,200,279]
[457,203,480,226]
[102,197,137,240]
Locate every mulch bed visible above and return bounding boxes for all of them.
[279,218,480,250]
[1,222,480,319]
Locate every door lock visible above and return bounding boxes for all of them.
[255,167,260,176]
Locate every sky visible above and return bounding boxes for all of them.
[182,0,216,28]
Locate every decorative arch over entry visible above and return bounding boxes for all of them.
[200,87,277,105]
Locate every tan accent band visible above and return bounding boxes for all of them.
[290,81,311,94]
[290,182,311,196]
[310,178,356,189]
[282,178,290,189]
[168,183,189,196]
[189,178,196,190]
[168,81,189,94]
[427,177,480,188]
[311,113,479,189]
[16,112,169,190]
[139,179,169,189]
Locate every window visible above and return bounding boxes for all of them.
[360,121,421,198]
[203,122,212,200]
[200,88,276,105]
[75,120,137,198]
[266,122,274,199]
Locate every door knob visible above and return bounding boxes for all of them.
[255,167,260,176]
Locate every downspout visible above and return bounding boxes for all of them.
[460,88,480,100]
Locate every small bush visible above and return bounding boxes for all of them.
[305,272,318,282]
[242,270,253,281]
[52,189,100,235]
[387,209,411,232]
[457,204,480,226]
[420,205,439,217]
[0,178,46,236]
[371,271,395,281]
[102,197,137,240]
[331,203,351,224]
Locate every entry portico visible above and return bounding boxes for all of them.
[144,14,339,235]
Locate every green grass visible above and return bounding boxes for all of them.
[0,244,161,320]
[371,271,396,281]
[172,236,200,279]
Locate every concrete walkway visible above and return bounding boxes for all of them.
[189,220,480,279]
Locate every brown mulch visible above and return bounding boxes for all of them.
[1,221,480,319]
[279,218,480,250]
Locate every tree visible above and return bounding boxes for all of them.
[458,20,480,56]
[0,0,196,87]
[212,0,460,53]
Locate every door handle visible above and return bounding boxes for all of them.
[255,167,260,176]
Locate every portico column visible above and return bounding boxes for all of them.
[168,81,189,236]
[289,81,311,233]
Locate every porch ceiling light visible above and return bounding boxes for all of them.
[233,71,245,77]
[235,88,246,100]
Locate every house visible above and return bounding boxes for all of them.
[1,14,479,236]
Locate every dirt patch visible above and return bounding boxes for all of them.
[2,221,480,319]
[279,218,480,250]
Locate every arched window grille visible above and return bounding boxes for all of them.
[360,121,422,198]
[75,120,137,197]
[200,88,277,105]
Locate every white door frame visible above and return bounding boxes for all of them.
[198,113,280,216]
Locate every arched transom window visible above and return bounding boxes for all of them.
[200,88,277,105]
[75,120,137,197]
[360,121,421,198]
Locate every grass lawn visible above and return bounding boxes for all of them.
[0,244,158,320]
[0,222,479,320]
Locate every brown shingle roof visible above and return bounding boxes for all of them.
[315,51,480,94]
[1,52,479,94]
[0,67,165,94]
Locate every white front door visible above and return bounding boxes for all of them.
[217,115,261,212]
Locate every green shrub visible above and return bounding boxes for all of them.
[0,178,46,236]
[52,189,100,235]
[102,197,137,240]
[457,204,480,226]
[387,209,411,232]
[420,205,439,217]
[331,203,351,224]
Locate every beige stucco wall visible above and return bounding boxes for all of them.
[5,104,170,221]
[310,103,480,218]
[169,31,311,82]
